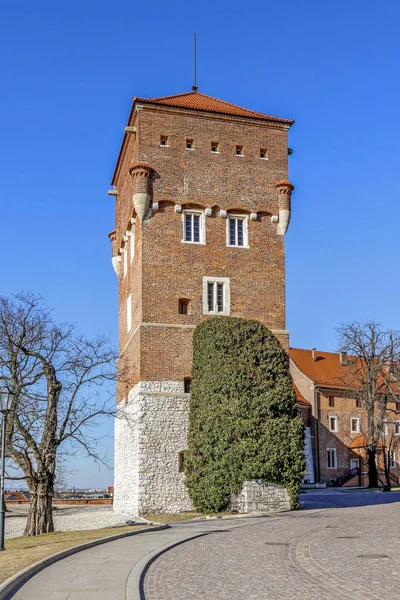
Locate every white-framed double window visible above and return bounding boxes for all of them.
[350,417,360,433]
[183,210,205,244]
[327,448,337,469]
[126,294,132,333]
[227,215,248,248]
[202,276,230,315]
[329,416,338,432]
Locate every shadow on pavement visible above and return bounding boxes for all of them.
[300,489,400,510]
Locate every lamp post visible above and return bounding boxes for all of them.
[0,387,13,551]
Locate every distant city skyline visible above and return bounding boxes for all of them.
[1,0,399,487]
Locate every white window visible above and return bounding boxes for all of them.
[389,452,396,468]
[329,416,338,432]
[350,417,360,433]
[202,276,230,316]
[126,294,132,333]
[123,247,128,277]
[227,215,248,248]
[383,421,388,436]
[130,227,135,261]
[327,448,337,469]
[350,458,360,470]
[183,211,205,244]
[394,422,400,435]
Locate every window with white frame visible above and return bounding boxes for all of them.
[203,276,230,315]
[126,294,132,333]
[130,227,135,261]
[123,247,128,277]
[183,210,205,244]
[383,421,388,436]
[350,417,360,433]
[329,416,338,432]
[327,448,337,469]
[394,421,400,435]
[350,458,360,470]
[389,451,396,468]
[227,215,248,248]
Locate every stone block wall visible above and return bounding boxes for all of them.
[113,381,193,515]
[229,480,290,513]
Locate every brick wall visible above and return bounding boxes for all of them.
[111,102,292,398]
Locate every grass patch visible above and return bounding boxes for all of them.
[0,525,146,585]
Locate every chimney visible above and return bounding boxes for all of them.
[312,348,317,361]
[340,351,348,366]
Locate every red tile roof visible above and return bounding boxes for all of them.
[133,91,294,125]
[348,433,384,449]
[293,383,311,406]
[290,348,353,389]
[290,348,399,396]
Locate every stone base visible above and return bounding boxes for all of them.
[229,480,291,513]
[113,381,193,515]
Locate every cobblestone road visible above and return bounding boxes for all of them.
[144,492,400,600]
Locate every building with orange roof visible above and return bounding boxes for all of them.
[290,347,400,487]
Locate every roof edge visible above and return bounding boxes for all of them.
[133,94,294,125]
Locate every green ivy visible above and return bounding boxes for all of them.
[184,317,305,512]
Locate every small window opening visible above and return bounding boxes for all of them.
[178,451,185,473]
[356,398,362,408]
[179,298,190,315]
[328,396,334,407]
[211,142,219,153]
[260,148,268,159]
[184,378,191,393]
[236,145,244,156]
[329,416,337,432]
[160,135,169,146]
[186,138,194,150]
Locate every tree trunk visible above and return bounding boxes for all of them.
[25,481,54,536]
[367,447,378,488]
[382,449,392,491]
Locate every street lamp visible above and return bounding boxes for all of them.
[0,387,13,551]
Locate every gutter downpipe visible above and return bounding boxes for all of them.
[314,385,321,483]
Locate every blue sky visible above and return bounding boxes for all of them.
[1,0,399,487]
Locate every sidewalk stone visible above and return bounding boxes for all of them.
[6,490,400,600]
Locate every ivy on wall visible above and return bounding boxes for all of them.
[185,317,305,513]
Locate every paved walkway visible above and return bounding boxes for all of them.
[6,490,400,600]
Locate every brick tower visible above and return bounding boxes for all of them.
[108,91,294,514]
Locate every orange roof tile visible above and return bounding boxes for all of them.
[293,383,311,406]
[290,348,354,389]
[348,433,384,449]
[290,348,399,395]
[133,91,294,125]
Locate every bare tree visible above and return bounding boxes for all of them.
[337,321,400,488]
[0,293,119,536]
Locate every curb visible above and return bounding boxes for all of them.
[165,510,291,525]
[0,524,169,600]
[125,530,224,600]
